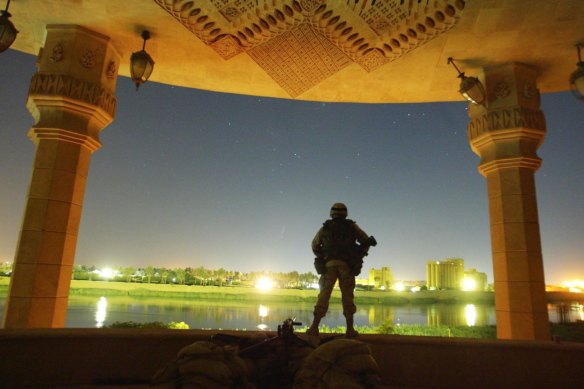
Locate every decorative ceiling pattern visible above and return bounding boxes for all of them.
[154,0,465,97]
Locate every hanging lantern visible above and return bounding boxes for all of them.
[447,57,486,105]
[0,0,18,53]
[569,44,584,102]
[130,30,155,91]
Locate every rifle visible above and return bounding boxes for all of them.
[347,236,377,276]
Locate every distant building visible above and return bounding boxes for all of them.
[401,280,426,291]
[369,267,394,289]
[426,258,464,290]
[463,268,488,291]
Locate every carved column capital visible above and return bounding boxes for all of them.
[467,62,546,176]
[28,128,102,153]
[26,25,121,151]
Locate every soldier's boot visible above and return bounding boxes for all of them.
[345,315,359,338]
[306,316,321,337]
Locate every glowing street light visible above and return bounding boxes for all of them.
[255,276,273,291]
[561,279,584,293]
[98,267,115,280]
[393,282,405,292]
[462,277,477,291]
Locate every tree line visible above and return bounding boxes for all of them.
[71,264,320,289]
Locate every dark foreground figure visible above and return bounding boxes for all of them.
[308,203,377,338]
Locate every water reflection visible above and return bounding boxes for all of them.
[426,303,493,326]
[95,296,107,328]
[548,302,584,323]
[465,304,477,326]
[56,296,584,330]
[257,304,269,331]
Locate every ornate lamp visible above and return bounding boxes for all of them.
[447,57,486,105]
[0,0,18,53]
[570,44,584,102]
[130,30,155,91]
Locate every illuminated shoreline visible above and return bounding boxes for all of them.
[1,278,581,305]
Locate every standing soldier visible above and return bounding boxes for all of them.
[307,203,376,338]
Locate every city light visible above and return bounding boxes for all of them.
[255,276,274,291]
[561,279,584,293]
[393,282,405,292]
[462,277,477,291]
[97,267,115,280]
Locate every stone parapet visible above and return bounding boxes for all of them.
[1,329,583,388]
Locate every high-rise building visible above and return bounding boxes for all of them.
[369,267,394,289]
[427,262,440,289]
[426,258,464,290]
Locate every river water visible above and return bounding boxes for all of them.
[1,296,583,330]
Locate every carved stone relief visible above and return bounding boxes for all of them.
[153,0,465,97]
[210,35,244,60]
[28,73,117,117]
[50,43,64,63]
[106,61,117,79]
[468,107,546,141]
[493,81,511,99]
[80,49,99,69]
[522,81,538,99]
[211,0,256,22]
[300,0,323,12]
[360,1,407,35]
[248,23,352,97]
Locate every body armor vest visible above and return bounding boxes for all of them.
[321,219,357,261]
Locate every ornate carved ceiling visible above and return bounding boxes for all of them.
[153,0,464,97]
[7,0,584,102]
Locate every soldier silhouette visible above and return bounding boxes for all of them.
[307,203,376,338]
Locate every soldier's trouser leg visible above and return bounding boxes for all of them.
[338,266,358,337]
[308,268,339,335]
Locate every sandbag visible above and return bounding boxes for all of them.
[293,339,381,389]
[151,340,255,389]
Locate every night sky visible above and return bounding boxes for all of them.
[1,49,583,284]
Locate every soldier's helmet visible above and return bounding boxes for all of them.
[330,203,348,218]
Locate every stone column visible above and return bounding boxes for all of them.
[3,25,120,328]
[468,63,550,340]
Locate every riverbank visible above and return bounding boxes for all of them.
[1,277,581,304]
[2,278,492,304]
